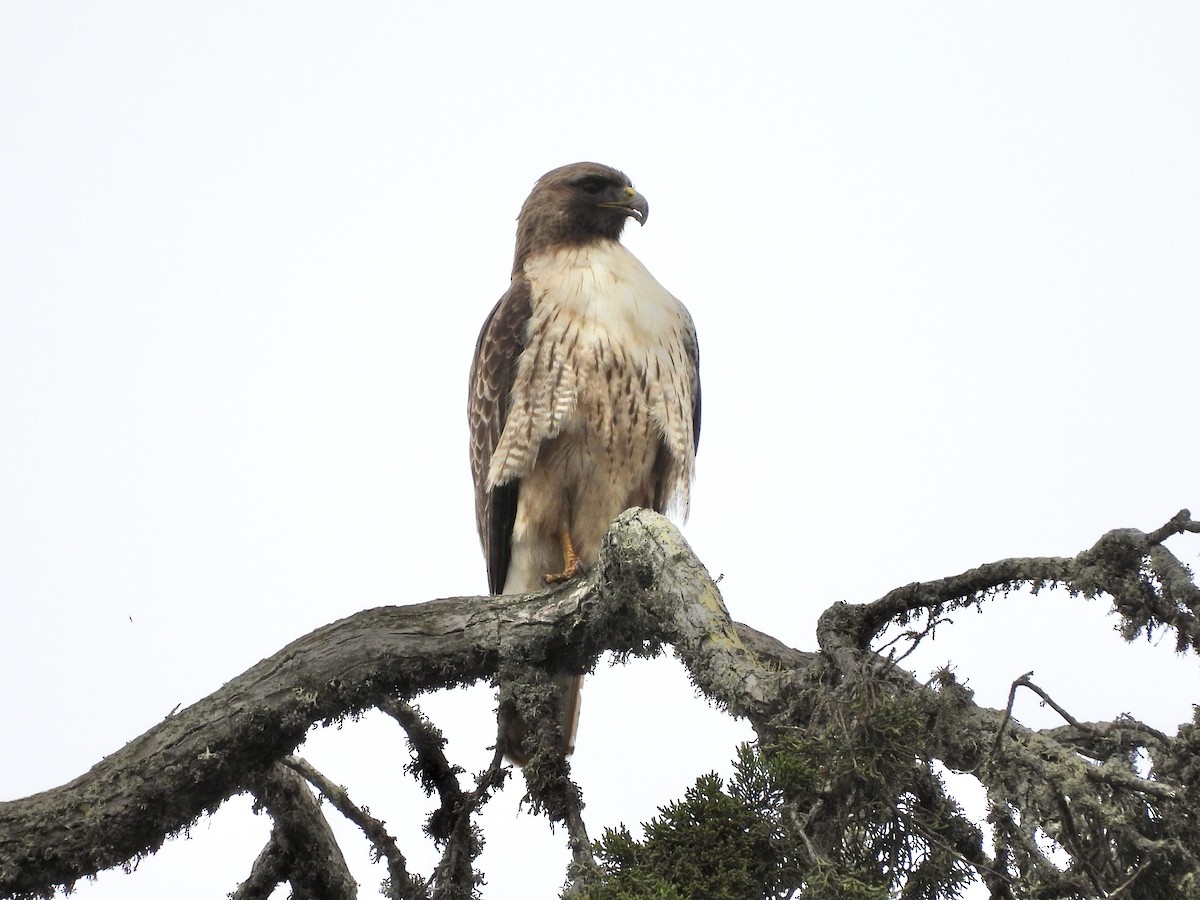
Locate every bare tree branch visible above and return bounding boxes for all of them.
[1,508,1197,898]
[282,756,422,899]
[378,698,466,842]
[824,509,1199,655]
[237,762,357,900]
[427,747,504,900]
[232,834,289,900]
[0,509,772,897]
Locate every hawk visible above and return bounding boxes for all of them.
[468,162,701,764]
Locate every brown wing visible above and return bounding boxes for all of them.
[468,278,532,595]
[687,326,701,453]
[651,315,701,513]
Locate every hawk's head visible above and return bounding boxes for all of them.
[514,162,648,269]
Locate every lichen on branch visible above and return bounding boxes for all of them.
[0,509,1197,899]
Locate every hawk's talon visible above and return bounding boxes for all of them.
[545,530,583,584]
[545,556,583,584]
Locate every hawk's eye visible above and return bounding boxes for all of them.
[578,177,607,196]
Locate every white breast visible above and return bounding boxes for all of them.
[487,240,697,510]
[523,241,687,363]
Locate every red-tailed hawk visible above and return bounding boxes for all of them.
[468,162,701,764]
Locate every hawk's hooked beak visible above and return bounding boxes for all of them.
[600,187,649,226]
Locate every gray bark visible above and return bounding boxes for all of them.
[0,508,1196,899]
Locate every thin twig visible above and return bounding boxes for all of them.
[379,696,467,844]
[986,671,1034,765]
[876,609,949,670]
[1014,674,1085,729]
[1106,858,1153,897]
[283,755,424,900]
[1146,508,1198,545]
[429,746,507,900]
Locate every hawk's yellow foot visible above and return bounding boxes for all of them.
[545,530,583,584]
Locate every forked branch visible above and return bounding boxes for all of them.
[0,509,1196,899]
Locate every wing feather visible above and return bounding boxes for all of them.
[651,313,701,513]
[468,279,532,594]
[687,324,701,452]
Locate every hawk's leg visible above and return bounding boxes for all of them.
[545,529,583,584]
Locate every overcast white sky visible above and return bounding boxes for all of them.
[2,4,1198,898]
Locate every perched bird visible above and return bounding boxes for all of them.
[468,162,701,764]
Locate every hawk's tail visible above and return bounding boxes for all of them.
[500,673,583,767]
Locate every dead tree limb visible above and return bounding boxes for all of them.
[234,762,356,900]
[1,508,1196,899]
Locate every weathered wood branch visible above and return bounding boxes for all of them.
[234,762,356,900]
[282,755,421,899]
[0,509,778,898]
[820,508,1199,655]
[1,508,1196,899]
